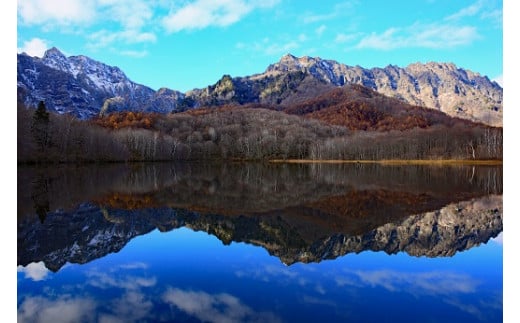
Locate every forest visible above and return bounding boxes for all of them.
[18,95,503,163]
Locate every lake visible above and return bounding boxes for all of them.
[17,162,503,323]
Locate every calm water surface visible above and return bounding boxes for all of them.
[17,162,503,323]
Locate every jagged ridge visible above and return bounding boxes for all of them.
[17,48,502,126]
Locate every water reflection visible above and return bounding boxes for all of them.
[18,227,502,323]
[17,160,503,323]
[18,162,502,271]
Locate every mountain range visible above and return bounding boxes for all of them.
[17,47,503,127]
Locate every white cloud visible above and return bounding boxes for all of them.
[18,0,157,53]
[356,23,479,50]
[87,269,157,290]
[162,0,279,33]
[17,38,49,57]
[17,0,96,26]
[162,288,282,323]
[110,291,154,321]
[99,0,154,30]
[315,25,327,36]
[17,295,96,323]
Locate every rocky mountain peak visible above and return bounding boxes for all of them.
[280,53,298,62]
[269,54,326,73]
[17,47,184,118]
[41,47,72,73]
[42,47,66,60]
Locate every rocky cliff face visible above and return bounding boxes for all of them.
[265,54,502,126]
[17,48,184,119]
[187,54,502,126]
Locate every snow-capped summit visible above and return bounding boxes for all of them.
[18,47,184,118]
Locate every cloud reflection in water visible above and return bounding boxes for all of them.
[162,288,283,323]
[17,295,96,323]
[17,262,50,281]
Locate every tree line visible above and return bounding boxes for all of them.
[18,101,502,163]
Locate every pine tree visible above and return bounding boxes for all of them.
[31,101,50,152]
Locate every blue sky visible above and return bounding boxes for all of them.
[16,0,503,93]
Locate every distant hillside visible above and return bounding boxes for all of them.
[280,84,481,131]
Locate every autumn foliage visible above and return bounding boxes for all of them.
[282,85,478,131]
[92,111,158,130]
[18,83,503,163]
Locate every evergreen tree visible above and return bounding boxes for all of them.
[31,101,50,152]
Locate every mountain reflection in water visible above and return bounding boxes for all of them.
[17,162,502,271]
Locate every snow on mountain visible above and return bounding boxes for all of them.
[18,47,184,119]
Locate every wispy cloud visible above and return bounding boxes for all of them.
[87,270,157,290]
[446,0,502,27]
[110,291,154,322]
[315,25,327,36]
[356,23,479,50]
[236,37,301,56]
[17,38,50,57]
[88,29,156,47]
[162,288,282,323]
[334,33,359,44]
[85,265,157,321]
[446,0,485,21]
[119,262,149,270]
[162,0,279,33]
[354,270,479,295]
[17,295,96,323]
[480,9,502,26]
[302,1,356,24]
[303,12,337,24]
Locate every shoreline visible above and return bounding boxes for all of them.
[268,159,503,166]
